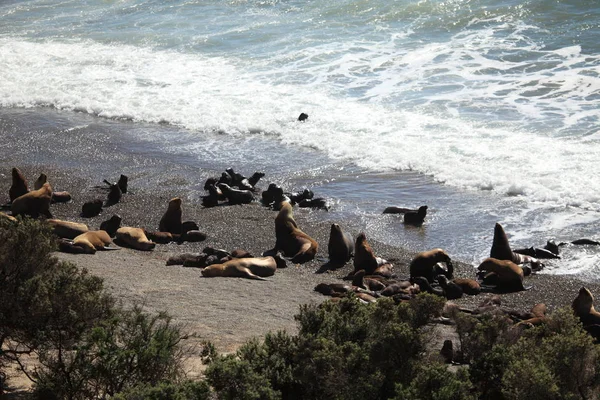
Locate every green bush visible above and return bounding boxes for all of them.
[394,363,475,400]
[112,380,212,400]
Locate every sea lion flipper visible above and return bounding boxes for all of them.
[101,246,121,251]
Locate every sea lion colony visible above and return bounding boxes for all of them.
[3,166,600,348]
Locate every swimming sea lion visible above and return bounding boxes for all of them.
[115,227,156,251]
[353,232,379,275]
[217,183,254,205]
[159,197,183,234]
[267,202,318,264]
[409,248,453,283]
[11,182,53,219]
[100,215,122,237]
[71,230,115,254]
[490,223,535,264]
[34,173,47,190]
[327,223,354,266]
[298,198,328,210]
[201,256,279,280]
[477,257,528,292]
[403,206,428,226]
[572,287,600,327]
[298,113,308,122]
[571,239,600,246]
[9,167,28,202]
[47,219,89,239]
[513,246,560,259]
[383,206,418,214]
[81,199,103,218]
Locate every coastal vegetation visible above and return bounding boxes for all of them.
[2,217,600,399]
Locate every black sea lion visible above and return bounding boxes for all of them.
[81,199,103,218]
[267,202,318,264]
[217,183,254,205]
[437,275,463,300]
[513,246,560,259]
[115,227,156,251]
[9,167,28,202]
[11,182,53,219]
[201,256,279,280]
[409,248,453,283]
[298,113,308,121]
[327,223,354,266]
[490,223,535,264]
[477,257,528,292]
[47,219,89,239]
[34,173,47,190]
[202,184,220,208]
[403,206,428,226]
[100,215,122,237]
[51,191,72,203]
[159,197,183,234]
[117,174,128,194]
[145,230,174,244]
[105,183,122,206]
[353,233,379,275]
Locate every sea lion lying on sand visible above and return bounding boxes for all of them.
[201,256,282,280]
[47,219,89,239]
[115,227,156,251]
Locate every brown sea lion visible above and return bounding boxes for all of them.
[34,173,47,190]
[267,202,318,264]
[572,287,600,327]
[409,248,453,283]
[353,232,379,275]
[159,197,183,234]
[71,230,114,254]
[181,230,207,243]
[166,253,204,266]
[352,270,386,292]
[217,183,254,205]
[47,219,89,239]
[490,223,535,264]
[314,282,352,297]
[115,227,156,251]
[81,199,103,218]
[452,278,481,295]
[231,249,253,258]
[328,223,354,266]
[515,303,548,327]
[9,167,28,202]
[145,230,174,244]
[477,257,528,292]
[381,280,419,297]
[0,211,18,223]
[51,191,72,203]
[11,182,53,219]
[410,276,444,297]
[100,215,122,237]
[201,256,279,280]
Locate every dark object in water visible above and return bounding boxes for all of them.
[298,113,308,122]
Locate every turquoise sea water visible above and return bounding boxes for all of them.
[1,0,600,277]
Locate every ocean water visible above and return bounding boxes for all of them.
[1,0,600,278]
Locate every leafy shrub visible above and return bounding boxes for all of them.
[394,363,475,400]
[112,380,212,400]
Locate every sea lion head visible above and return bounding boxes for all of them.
[168,197,182,210]
[418,205,428,217]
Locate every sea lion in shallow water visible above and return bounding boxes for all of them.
[328,223,354,266]
[477,257,528,292]
[115,227,156,251]
[266,202,318,264]
[159,197,183,234]
[409,248,453,283]
[11,183,53,219]
[201,256,280,280]
[490,223,535,264]
[218,183,254,205]
[9,167,28,202]
[403,206,428,226]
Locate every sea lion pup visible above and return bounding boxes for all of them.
[328,223,354,266]
[70,230,115,254]
[477,257,528,292]
[451,278,481,296]
[352,270,386,292]
[117,174,128,193]
[381,280,419,297]
[201,256,280,280]
[145,230,175,244]
[34,173,47,190]
[217,183,254,205]
[298,197,329,211]
[513,246,560,259]
[409,248,453,283]
[267,202,318,264]
[166,253,204,266]
[100,215,122,237]
[159,197,183,234]
[47,219,89,239]
[409,276,444,297]
[353,232,379,275]
[246,172,265,190]
[437,275,463,300]
[51,191,72,203]
[314,283,353,297]
[403,206,428,226]
[9,167,28,202]
[572,287,600,327]
[298,112,308,122]
[81,199,103,218]
[11,182,53,219]
[115,227,156,251]
[202,184,220,208]
[289,188,314,205]
[105,183,122,206]
[490,223,535,264]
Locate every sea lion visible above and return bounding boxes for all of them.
[477,257,528,292]
[298,198,328,210]
[71,230,115,254]
[246,172,265,189]
[231,249,253,258]
[544,240,560,255]
[289,188,314,204]
[383,206,418,214]
[201,256,279,280]
[81,199,103,218]
[327,223,354,266]
[451,278,481,296]
[513,246,560,259]
[267,202,318,264]
[144,230,174,244]
[117,174,128,193]
[437,275,463,300]
[34,173,47,190]
[202,184,220,208]
[47,219,89,239]
[100,215,122,237]
[352,270,386,292]
[515,303,548,327]
[105,183,122,206]
[314,283,352,297]
[409,276,444,297]
[261,183,284,206]
[490,223,535,264]
[9,167,28,202]
[181,230,207,243]
[217,183,254,205]
[353,233,379,275]
[409,248,453,283]
[298,112,308,122]
[115,227,156,251]
[0,211,18,223]
[571,239,600,246]
[403,206,428,226]
[51,191,72,203]
[440,340,455,364]
[166,253,204,266]
[572,287,600,327]
[381,280,419,297]
[11,182,53,219]
[159,197,183,234]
